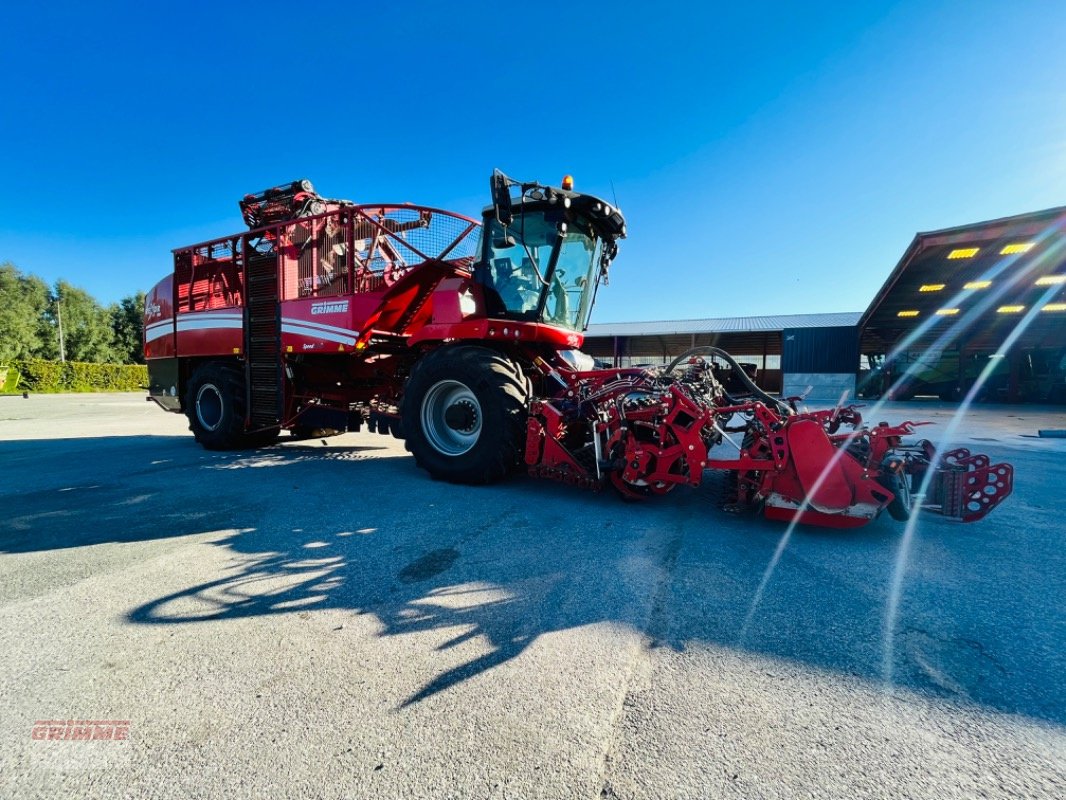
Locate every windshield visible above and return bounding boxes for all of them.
[543,229,600,329]
[479,214,601,330]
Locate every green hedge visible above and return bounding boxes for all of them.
[1,365,18,393]
[4,359,148,393]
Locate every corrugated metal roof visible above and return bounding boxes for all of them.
[585,312,862,338]
[914,204,1066,240]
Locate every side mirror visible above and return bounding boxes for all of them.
[491,170,513,227]
[493,235,516,249]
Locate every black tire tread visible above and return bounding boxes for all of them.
[880,470,913,521]
[186,361,278,451]
[401,346,528,485]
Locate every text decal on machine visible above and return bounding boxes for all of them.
[310,300,349,316]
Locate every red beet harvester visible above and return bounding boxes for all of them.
[143,173,1013,528]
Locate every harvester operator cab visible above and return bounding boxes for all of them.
[475,170,626,331]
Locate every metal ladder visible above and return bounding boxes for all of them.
[244,245,282,428]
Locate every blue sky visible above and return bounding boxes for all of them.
[2,1,1065,321]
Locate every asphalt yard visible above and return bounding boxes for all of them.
[1,394,1063,799]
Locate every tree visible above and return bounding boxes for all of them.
[0,262,51,362]
[110,292,146,364]
[50,280,118,363]
[2,261,146,364]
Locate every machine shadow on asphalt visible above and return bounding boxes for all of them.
[1,436,260,554]
[0,436,390,554]
[53,434,1057,728]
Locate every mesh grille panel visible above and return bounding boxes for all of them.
[275,206,479,299]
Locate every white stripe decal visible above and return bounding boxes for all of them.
[145,319,173,331]
[281,323,357,346]
[167,311,358,345]
[145,325,173,343]
[176,318,244,332]
[281,316,358,337]
[176,315,245,324]
[176,310,243,315]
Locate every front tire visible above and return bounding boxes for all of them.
[401,346,528,484]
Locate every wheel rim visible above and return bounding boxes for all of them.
[196,383,224,432]
[421,379,481,456]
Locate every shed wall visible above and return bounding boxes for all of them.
[781,326,860,373]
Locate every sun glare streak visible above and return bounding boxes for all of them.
[737,222,1065,648]
[738,389,866,641]
[828,230,1059,467]
[738,525,794,641]
[872,236,1063,680]
[881,286,1062,687]
[883,232,1066,369]
[737,244,1042,639]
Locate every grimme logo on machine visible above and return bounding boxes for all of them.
[310,300,349,315]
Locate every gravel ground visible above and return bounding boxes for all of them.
[0,393,1063,799]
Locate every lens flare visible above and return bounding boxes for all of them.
[737,225,1065,652]
[881,286,1062,686]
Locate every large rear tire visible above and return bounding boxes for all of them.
[401,346,528,484]
[186,362,276,450]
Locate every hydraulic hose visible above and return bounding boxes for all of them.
[664,346,794,417]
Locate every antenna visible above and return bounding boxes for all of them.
[610,179,619,208]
